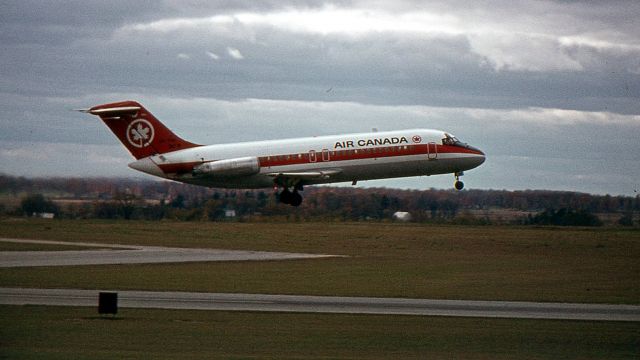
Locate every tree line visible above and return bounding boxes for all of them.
[1,174,638,225]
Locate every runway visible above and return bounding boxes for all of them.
[0,238,341,267]
[1,287,639,322]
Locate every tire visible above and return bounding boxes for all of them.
[290,192,303,207]
[279,189,292,204]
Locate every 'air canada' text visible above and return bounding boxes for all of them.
[334,136,409,149]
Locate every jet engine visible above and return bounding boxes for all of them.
[193,157,260,177]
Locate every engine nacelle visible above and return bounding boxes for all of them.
[193,157,260,177]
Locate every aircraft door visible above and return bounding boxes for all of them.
[427,142,437,160]
[322,149,330,162]
[309,150,317,162]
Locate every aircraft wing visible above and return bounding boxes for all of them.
[266,169,342,180]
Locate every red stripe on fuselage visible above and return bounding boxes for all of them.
[258,143,480,167]
[157,161,202,174]
[156,143,480,175]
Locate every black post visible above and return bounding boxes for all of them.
[98,292,118,315]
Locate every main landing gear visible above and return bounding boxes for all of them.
[276,183,303,207]
[454,172,464,191]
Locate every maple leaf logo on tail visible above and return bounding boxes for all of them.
[126,119,155,148]
[132,123,149,142]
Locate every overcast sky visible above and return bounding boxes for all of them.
[1,0,639,195]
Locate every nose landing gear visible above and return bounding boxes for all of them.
[454,172,464,191]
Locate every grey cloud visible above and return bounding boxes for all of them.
[0,141,134,177]
[562,42,640,74]
[2,1,639,112]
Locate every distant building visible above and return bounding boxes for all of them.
[224,209,237,218]
[392,211,412,222]
[34,212,55,219]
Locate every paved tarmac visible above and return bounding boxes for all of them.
[1,287,639,321]
[0,238,341,267]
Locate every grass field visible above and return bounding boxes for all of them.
[1,305,638,359]
[1,219,639,304]
[1,219,639,359]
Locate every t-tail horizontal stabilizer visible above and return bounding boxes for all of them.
[78,101,200,159]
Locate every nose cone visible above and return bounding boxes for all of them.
[473,146,486,163]
[467,144,484,156]
[475,151,486,167]
[465,145,486,169]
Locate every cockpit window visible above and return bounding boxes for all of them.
[441,133,483,154]
[442,134,460,146]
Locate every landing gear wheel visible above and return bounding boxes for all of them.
[290,191,303,207]
[454,180,464,191]
[276,182,304,206]
[279,188,292,204]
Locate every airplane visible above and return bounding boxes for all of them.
[79,100,485,206]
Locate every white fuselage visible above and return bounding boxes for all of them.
[129,128,485,189]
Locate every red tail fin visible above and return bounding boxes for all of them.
[87,101,200,159]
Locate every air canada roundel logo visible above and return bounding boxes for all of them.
[126,119,154,148]
[412,135,422,143]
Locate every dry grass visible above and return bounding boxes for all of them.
[1,305,638,359]
[1,219,638,304]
